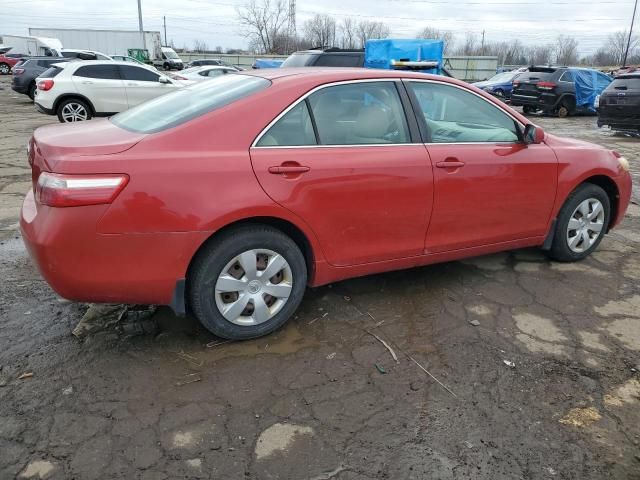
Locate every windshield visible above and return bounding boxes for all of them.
[281,53,317,67]
[488,72,516,83]
[610,77,640,90]
[164,50,179,59]
[111,74,270,133]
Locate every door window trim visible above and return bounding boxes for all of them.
[403,78,527,145]
[251,78,422,148]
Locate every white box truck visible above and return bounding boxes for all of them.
[0,35,62,56]
[27,28,180,67]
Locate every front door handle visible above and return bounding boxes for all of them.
[268,165,310,174]
[435,158,465,168]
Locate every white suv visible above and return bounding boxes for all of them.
[34,60,186,123]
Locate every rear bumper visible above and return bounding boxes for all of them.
[11,82,28,94]
[20,190,210,305]
[511,92,560,110]
[597,114,640,130]
[34,103,55,115]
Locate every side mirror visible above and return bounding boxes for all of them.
[524,124,545,144]
[159,76,171,84]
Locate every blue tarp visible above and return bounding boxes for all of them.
[253,59,284,69]
[573,68,612,112]
[364,39,444,74]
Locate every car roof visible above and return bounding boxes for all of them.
[615,72,640,78]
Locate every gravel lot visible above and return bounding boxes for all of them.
[1,74,639,480]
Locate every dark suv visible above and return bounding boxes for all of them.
[597,73,640,132]
[281,48,365,68]
[511,66,580,117]
[12,57,71,100]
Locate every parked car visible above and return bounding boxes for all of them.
[33,60,184,123]
[511,66,611,117]
[59,49,112,60]
[173,65,237,82]
[472,71,522,100]
[111,55,146,65]
[0,53,22,74]
[21,69,632,340]
[596,73,640,133]
[281,48,365,67]
[12,56,72,100]
[185,58,239,69]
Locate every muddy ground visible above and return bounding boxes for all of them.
[0,75,639,480]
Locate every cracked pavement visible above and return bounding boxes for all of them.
[0,75,639,479]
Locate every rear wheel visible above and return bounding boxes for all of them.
[28,83,36,101]
[0,63,10,75]
[548,183,610,262]
[494,89,505,99]
[523,105,536,114]
[163,62,170,70]
[188,225,307,340]
[57,98,92,123]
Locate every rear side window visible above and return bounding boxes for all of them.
[39,66,63,78]
[61,51,79,58]
[314,55,363,67]
[559,71,575,82]
[119,65,159,82]
[257,102,317,146]
[112,74,270,133]
[36,59,61,68]
[308,82,410,145]
[74,64,121,80]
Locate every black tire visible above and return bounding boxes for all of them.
[547,183,610,262]
[163,62,170,70]
[523,105,535,114]
[28,83,36,101]
[494,89,504,98]
[0,63,9,75]
[188,225,307,340]
[56,98,92,123]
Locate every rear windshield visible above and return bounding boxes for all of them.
[111,74,270,133]
[610,77,640,90]
[516,71,553,82]
[39,66,63,78]
[281,53,318,67]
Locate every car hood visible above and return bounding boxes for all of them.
[33,118,146,169]
[543,132,607,151]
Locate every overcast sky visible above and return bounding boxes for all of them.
[1,0,637,56]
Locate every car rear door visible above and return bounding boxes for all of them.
[250,80,434,267]
[405,80,558,253]
[72,64,127,114]
[119,65,174,107]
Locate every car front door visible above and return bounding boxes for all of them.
[119,65,175,107]
[405,80,558,253]
[250,80,433,267]
[72,64,128,113]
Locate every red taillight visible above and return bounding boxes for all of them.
[13,68,25,75]
[536,81,557,90]
[37,79,54,91]
[513,81,520,87]
[35,172,129,207]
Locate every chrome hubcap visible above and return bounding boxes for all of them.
[0,65,8,74]
[566,198,605,253]
[61,103,88,122]
[215,249,293,326]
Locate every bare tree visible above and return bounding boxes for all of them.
[237,0,289,54]
[555,35,579,66]
[455,32,478,56]
[524,44,554,65]
[356,21,390,48]
[340,17,357,49]
[417,27,455,54]
[303,14,337,48]
[608,30,639,65]
[193,39,209,52]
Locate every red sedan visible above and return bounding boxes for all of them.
[21,68,632,340]
[0,53,22,75]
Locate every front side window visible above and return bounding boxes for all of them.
[308,82,410,145]
[74,64,121,80]
[408,82,519,143]
[256,102,317,146]
[119,65,160,82]
[112,74,270,133]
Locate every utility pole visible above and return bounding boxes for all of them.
[137,0,146,50]
[481,30,486,56]
[622,0,638,67]
[163,16,167,46]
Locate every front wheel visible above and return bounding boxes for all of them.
[523,105,536,114]
[188,225,307,340]
[57,98,92,123]
[0,63,10,75]
[547,183,610,262]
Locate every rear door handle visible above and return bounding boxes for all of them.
[81,81,93,85]
[435,159,465,168]
[268,165,310,174]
